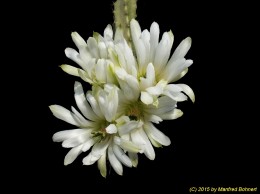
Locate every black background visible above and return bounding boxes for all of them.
[19,0,259,192]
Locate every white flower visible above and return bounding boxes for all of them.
[52,18,195,176]
[114,19,195,106]
[50,81,142,177]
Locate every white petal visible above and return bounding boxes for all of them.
[87,37,99,58]
[65,48,88,70]
[106,124,117,134]
[146,115,162,124]
[98,153,107,178]
[98,42,108,58]
[144,123,171,146]
[154,32,172,72]
[130,19,147,73]
[78,69,93,84]
[141,91,153,105]
[83,137,110,165]
[118,120,143,136]
[140,63,155,90]
[64,145,83,165]
[62,131,91,148]
[60,65,80,77]
[82,152,100,165]
[71,106,93,127]
[137,129,155,160]
[128,152,138,167]
[113,144,132,167]
[95,59,107,83]
[149,22,159,62]
[82,138,96,152]
[74,81,99,121]
[131,129,155,159]
[71,32,87,49]
[49,105,79,126]
[114,136,141,153]
[176,84,195,103]
[169,37,192,63]
[108,145,123,175]
[146,96,176,115]
[52,129,86,142]
[86,92,103,119]
[160,109,183,120]
[172,68,189,82]
[104,24,113,40]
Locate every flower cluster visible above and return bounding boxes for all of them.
[50,19,194,177]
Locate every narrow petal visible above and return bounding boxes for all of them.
[131,129,155,159]
[98,153,107,178]
[144,123,171,146]
[82,152,100,165]
[74,81,99,121]
[154,32,172,72]
[104,24,113,40]
[169,37,192,62]
[113,144,132,167]
[49,105,79,126]
[71,32,87,49]
[87,37,99,58]
[160,109,183,120]
[118,120,143,136]
[60,65,80,77]
[64,145,83,165]
[172,68,189,82]
[98,42,108,58]
[65,48,88,70]
[52,129,86,142]
[149,22,160,62]
[95,59,107,83]
[128,152,138,167]
[62,131,91,148]
[82,138,96,152]
[86,92,103,119]
[176,84,195,103]
[114,136,141,153]
[108,145,123,175]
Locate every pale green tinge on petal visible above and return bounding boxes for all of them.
[71,32,87,49]
[128,152,138,167]
[60,65,80,77]
[176,84,195,103]
[78,69,93,84]
[64,145,83,166]
[108,146,123,176]
[172,68,189,82]
[98,153,107,178]
[147,135,162,148]
[160,109,183,120]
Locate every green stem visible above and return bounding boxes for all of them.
[113,0,137,48]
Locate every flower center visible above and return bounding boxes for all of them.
[127,102,143,121]
[91,122,110,141]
